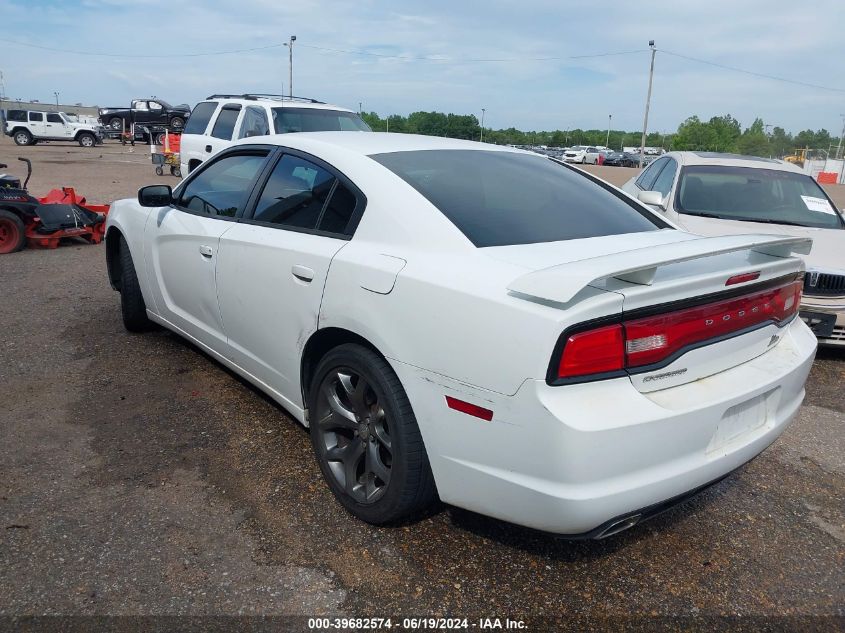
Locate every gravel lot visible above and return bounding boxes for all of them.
[1,137,843,630]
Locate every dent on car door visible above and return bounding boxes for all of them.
[144,149,270,351]
[216,151,363,408]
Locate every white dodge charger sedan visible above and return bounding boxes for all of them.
[105,133,817,538]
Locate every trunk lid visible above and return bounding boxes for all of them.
[489,231,811,390]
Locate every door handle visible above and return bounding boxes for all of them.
[205,145,212,153]
[291,264,314,282]
[199,245,213,258]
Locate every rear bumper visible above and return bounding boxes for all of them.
[396,317,816,536]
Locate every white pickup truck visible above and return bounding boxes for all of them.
[4,109,104,147]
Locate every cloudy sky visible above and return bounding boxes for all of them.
[1,0,842,135]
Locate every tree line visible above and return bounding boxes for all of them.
[360,110,838,158]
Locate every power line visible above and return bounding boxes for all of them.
[660,49,845,93]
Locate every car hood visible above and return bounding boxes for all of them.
[676,214,845,273]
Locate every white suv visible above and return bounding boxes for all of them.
[4,109,104,147]
[179,94,371,176]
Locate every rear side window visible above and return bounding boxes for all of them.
[29,112,43,122]
[372,150,664,247]
[183,101,218,135]
[178,152,267,218]
[237,106,270,139]
[210,106,241,140]
[7,110,26,122]
[651,158,677,196]
[253,155,336,229]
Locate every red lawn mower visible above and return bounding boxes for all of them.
[0,158,110,254]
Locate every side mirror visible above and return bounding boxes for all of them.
[138,184,173,207]
[638,190,666,210]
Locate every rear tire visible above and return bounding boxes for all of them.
[0,210,26,254]
[13,130,32,146]
[118,235,153,332]
[109,117,124,131]
[308,344,437,525]
[170,116,185,129]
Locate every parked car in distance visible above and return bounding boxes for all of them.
[105,133,816,538]
[98,98,191,132]
[563,146,601,164]
[4,109,104,147]
[621,151,845,345]
[603,151,640,167]
[179,94,371,176]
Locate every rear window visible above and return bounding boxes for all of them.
[271,107,371,133]
[183,101,219,135]
[372,150,664,247]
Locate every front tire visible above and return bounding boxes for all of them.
[13,130,32,146]
[308,344,436,525]
[77,132,95,148]
[118,235,153,332]
[109,117,124,131]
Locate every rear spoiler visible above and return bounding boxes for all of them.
[507,234,812,305]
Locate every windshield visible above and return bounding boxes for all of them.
[371,150,665,247]
[677,165,844,229]
[271,107,371,133]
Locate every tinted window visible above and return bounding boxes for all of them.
[677,165,844,230]
[210,106,241,140]
[372,150,663,247]
[651,158,677,196]
[47,113,63,123]
[271,107,371,133]
[635,157,666,190]
[253,155,335,229]
[183,101,218,135]
[7,110,26,122]
[318,183,357,234]
[178,152,267,218]
[237,106,270,139]
[29,112,43,122]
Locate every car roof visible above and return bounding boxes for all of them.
[203,94,356,113]
[230,131,527,157]
[667,150,803,173]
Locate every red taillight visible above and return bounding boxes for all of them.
[555,279,803,380]
[725,271,761,286]
[558,324,625,378]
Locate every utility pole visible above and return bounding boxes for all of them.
[606,114,612,148]
[836,114,845,160]
[639,41,656,168]
[480,108,486,142]
[53,91,59,110]
[286,35,296,98]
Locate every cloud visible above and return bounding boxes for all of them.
[0,0,841,134]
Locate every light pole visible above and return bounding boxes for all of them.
[53,91,59,110]
[836,115,845,160]
[606,114,611,148]
[480,108,486,142]
[284,35,296,98]
[638,41,657,168]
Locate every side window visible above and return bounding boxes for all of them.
[134,101,149,111]
[178,152,267,218]
[318,182,357,234]
[635,158,667,190]
[210,106,241,140]
[650,158,677,196]
[183,101,218,135]
[29,112,44,122]
[46,113,63,123]
[7,110,26,122]
[149,101,163,111]
[253,154,335,229]
[237,106,270,140]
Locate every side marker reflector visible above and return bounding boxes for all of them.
[445,396,494,421]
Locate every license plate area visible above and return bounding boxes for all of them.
[800,310,836,338]
[707,391,775,455]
